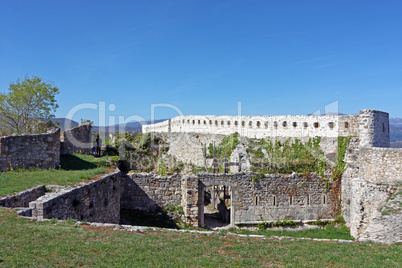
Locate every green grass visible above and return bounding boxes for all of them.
[0,154,113,196]
[0,208,400,267]
[234,224,354,240]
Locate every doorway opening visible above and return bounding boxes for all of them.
[200,185,233,229]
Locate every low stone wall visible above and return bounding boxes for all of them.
[120,173,182,211]
[183,173,338,227]
[0,186,46,208]
[29,172,121,223]
[60,123,92,155]
[0,128,60,172]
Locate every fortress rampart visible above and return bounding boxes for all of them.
[143,110,389,147]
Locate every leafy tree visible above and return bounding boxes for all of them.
[0,75,59,134]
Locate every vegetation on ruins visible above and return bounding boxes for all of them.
[248,137,328,176]
[111,132,184,174]
[0,75,60,135]
[207,132,240,159]
[331,136,351,180]
[1,208,401,267]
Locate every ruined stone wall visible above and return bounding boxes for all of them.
[183,173,338,227]
[359,147,402,184]
[341,138,360,226]
[155,132,338,168]
[60,123,92,155]
[0,128,60,172]
[144,114,359,139]
[358,110,390,148]
[0,186,46,208]
[120,173,182,211]
[344,145,402,243]
[30,172,121,224]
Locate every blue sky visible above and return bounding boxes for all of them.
[1,0,401,125]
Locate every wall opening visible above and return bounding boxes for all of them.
[200,185,232,229]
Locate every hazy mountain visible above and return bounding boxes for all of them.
[52,118,167,133]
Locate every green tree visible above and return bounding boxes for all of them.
[0,75,59,134]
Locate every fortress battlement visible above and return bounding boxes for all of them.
[143,109,390,147]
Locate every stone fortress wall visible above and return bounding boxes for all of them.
[144,109,401,243]
[343,146,401,243]
[4,172,338,228]
[0,123,93,172]
[0,128,61,172]
[60,122,92,155]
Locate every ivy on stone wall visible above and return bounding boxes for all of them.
[207,132,240,159]
[331,136,351,180]
[248,137,328,176]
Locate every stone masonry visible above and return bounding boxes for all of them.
[29,172,121,224]
[60,122,92,155]
[0,128,60,172]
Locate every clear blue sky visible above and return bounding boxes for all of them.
[1,0,401,125]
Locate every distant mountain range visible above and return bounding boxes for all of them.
[51,118,167,133]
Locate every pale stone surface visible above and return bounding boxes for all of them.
[143,114,360,139]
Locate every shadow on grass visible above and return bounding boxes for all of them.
[60,155,98,170]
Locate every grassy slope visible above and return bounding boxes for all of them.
[0,209,401,267]
[0,154,113,196]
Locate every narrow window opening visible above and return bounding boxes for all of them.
[273,121,278,128]
[254,195,259,206]
[303,122,308,128]
[235,121,238,126]
[292,122,297,128]
[257,121,261,128]
[227,121,231,126]
[289,196,293,205]
[322,194,326,205]
[328,122,334,129]
[249,121,252,128]
[264,122,268,129]
[192,120,195,125]
[314,122,320,128]
[242,121,245,127]
[273,196,277,206]
[282,121,287,127]
[382,123,385,132]
[198,120,201,125]
[344,122,349,128]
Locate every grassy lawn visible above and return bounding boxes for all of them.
[0,154,115,196]
[230,224,354,241]
[0,209,401,267]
